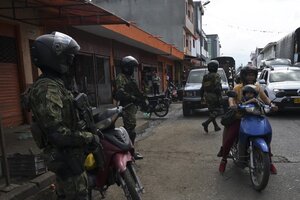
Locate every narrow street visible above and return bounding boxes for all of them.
[26,104,300,200]
[105,104,300,200]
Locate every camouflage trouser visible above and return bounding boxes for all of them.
[207,101,222,118]
[56,171,88,200]
[122,104,138,144]
[205,93,222,118]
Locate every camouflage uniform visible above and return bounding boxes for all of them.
[114,73,144,144]
[200,72,222,131]
[29,75,93,199]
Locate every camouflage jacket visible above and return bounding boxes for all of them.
[201,72,222,95]
[29,75,94,149]
[114,73,145,106]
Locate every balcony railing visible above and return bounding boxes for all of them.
[185,15,194,34]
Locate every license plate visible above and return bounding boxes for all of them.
[294,98,300,103]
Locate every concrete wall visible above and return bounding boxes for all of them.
[19,24,42,86]
[95,0,185,51]
[207,35,220,59]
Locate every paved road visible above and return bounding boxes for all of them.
[106,106,300,200]
[27,104,300,200]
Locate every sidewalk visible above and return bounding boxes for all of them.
[0,109,150,200]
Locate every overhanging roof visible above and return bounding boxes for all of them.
[76,24,184,60]
[0,0,129,26]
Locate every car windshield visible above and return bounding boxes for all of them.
[187,70,206,83]
[269,70,300,82]
[187,69,227,84]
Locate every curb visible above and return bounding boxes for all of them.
[1,172,55,200]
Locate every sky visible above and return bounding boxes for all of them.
[198,0,300,67]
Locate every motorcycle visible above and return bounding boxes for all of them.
[140,95,169,118]
[227,90,284,191]
[86,105,144,199]
[165,80,178,104]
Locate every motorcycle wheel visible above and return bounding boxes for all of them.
[230,142,239,163]
[154,102,169,117]
[250,146,270,191]
[121,168,142,200]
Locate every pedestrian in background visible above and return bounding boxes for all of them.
[152,71,161,96]
[200,60,222,133]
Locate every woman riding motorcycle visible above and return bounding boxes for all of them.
[218,66,278,174]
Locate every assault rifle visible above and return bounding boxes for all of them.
[73,79,104,168]
[74,93,98,134]
[124,79,147,107]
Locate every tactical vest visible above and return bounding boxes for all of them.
[27,77,77,149]
[202,73,217,92]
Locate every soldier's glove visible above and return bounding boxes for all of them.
[131,96,140,105]
[89,134,101,150]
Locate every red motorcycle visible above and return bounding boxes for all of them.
[87,105,144,200]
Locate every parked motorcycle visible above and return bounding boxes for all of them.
[227,90,284,191]
[140,95,169,118]
[86,105,144,199]
[165,80,178,104]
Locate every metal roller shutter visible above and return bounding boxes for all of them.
[0,35,23,127]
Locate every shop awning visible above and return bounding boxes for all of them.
[77,24,184,60]
[0,0,129,26]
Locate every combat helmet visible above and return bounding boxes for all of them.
[121,56,139,76]
[207,60,219,72]
[31,31,80,74]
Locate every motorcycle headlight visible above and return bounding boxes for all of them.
[245,106,261,115]
[245,107,255,113]
[264,106,271,113]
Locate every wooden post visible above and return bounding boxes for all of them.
[0,115,10,186]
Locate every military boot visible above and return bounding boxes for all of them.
[212,119,221,131]
[202,119,211,133]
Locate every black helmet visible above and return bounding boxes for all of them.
[240,66,258,84]
[207,60,219,72]
[31,32,80,74]
[121,56,139,76]
[242,84,258,97]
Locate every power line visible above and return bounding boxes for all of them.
[203,23,285,34]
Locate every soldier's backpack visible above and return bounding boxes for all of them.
[21,84,48,149]
[202,74,215,92]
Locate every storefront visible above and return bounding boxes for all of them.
[0,23,23,127]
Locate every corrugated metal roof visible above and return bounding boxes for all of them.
[0,0,129,26]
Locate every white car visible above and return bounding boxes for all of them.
[258,66,300,110]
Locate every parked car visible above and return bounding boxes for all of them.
[182,68,229,116]
[259,58,291,70]
[258,66,300,111]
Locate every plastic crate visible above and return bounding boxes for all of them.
[7,153,47,177]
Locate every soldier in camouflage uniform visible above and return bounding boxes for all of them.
[200,60,222,132]
[114,56,145,159]
[28,32,100,199]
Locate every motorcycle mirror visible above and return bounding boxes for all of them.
[226,90,237,98]
[275,91,286,98]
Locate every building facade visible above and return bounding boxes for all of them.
[0,0,183,128]
[95,0,209,85]
[207,34,221,60]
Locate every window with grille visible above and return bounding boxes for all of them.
[0,36,17,63]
